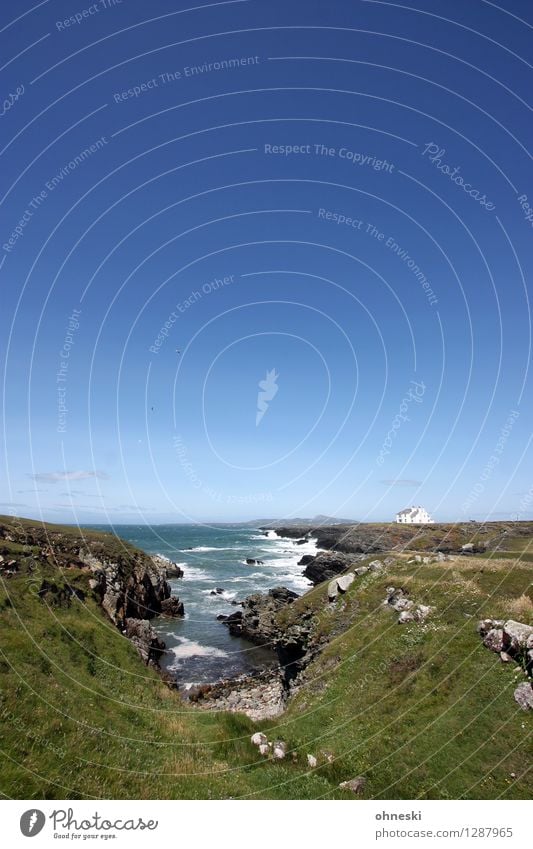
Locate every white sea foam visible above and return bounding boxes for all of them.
[169,637,228,660]
[181,565,215,582]
[201,588,238,600]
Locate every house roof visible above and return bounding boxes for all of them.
[396,506,429,516]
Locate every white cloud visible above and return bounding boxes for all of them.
[30,471,109,483]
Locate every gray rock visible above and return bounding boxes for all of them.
[272,741,286,759]
[514,682,533,710]
[354,566,369,576]
[301,550,364,585]
[503,620,533,652]
[483,628,504,653]
[477,618,495,637]
[395,597,414,612]
[328,579,339,601]
[398,610,415,624]
[339,776,366,794]
[368,560,383,572]
[251,732,267,747]
[259,743,270,756]
[414,604,432,622]
[124,618,165,666]
[307,754,317,768]
[160,596,184,617]
[337,573,355,593]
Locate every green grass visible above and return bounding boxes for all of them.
[0,518,531,799]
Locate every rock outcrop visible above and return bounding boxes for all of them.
[150,554,184,579]
[514,681,533,710]
[478,619,533,706]
[300,550,365,585]
[0,517,184,666]
[223,586,298,645]
[125,618,166,666]
[221,585,322,687]
[383,587,432,624]
[82,549,184,628]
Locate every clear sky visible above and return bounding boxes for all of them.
[1,0,532,524]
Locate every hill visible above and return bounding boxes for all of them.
[0,515,531,799]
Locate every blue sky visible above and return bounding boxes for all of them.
[1,0,532,524]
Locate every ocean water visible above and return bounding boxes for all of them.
[109,524,315,686]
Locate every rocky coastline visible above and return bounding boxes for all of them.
[261,520,533,556]
[0,517,185,670]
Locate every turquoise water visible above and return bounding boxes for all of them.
[107,524,315,685]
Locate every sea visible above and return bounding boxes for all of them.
[107,524,316,687]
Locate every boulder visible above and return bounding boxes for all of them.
[301,550,364,585]
[160,596,185,617]
[150,555,184,579]
[298,554,315,567]
[398,610,415,624]
[368,560,383,572]
[124,618,165,666]
[395,597,414,612]
[339,776,366,794]
[336,573,355,593]
[514,682,533,710]
[385,588,412,612]
[272,741,286,760]
[251,732,268,747]
[259,743,270,756]
[414,604,432,622]
[222,587,297,644]
[503,620,533,652]
[483,628,505,653]
[307,754,317,768]
[477,618,504,637]
[328,579,339,602]
[477,618,495,637]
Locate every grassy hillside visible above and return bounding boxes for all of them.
[0,516,531,799]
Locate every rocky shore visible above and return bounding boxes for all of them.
[262,520,533,556]
[184,668,285,720]
[0,517,184,669]
[297,549,366,585]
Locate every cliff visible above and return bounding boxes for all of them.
[0,515,184,666]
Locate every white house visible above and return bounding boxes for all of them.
[395,506,434,524]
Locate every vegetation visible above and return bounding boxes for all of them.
[0,516,531,799]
